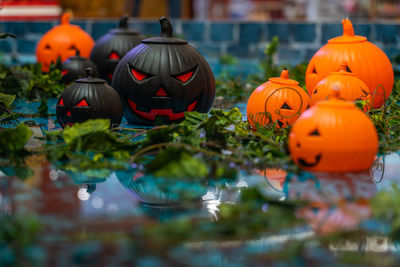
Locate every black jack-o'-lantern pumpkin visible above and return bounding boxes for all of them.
[112,17,215,126]
[61,50,99,84]
[56,68,123,128]
[90,16,145,83]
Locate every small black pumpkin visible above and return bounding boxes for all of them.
[56,67,123,128]
[90,16,145,83]
[61,50,99,84]
[112,17,215,126]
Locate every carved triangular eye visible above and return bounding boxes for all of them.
[280,102,292,110]
[58,98,64,106]
[175,70,194,83]
[312,66,317,74]
[108,51,120,60]
[313,88,318,94]
[75,99,89,107]
[346,65,352,73]
[131,68,147,81]
[277,120,284,127]
[309,129,320,136]
[45,44,51,49]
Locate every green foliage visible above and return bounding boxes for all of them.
[0,92,18,124]
[371,184,400,240]
[0,214,43,266]
[0,214,42,247]
[0,123,33,179]
[37,97,48,118]
[139,187,305,247]
[260,36,280,80]
[214,36,308,105]
[44,119,133,173]
[147,147,209,178]
[0,123,32,156]
[130,108,290,179]
[215,72,253,103]
[219,54,238,65]
[368,80,400,152]
[0,62,65,100]
[0,92,16,107]
[250,36,308,88]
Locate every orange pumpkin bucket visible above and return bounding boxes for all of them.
[310,63,372,110]
[289,88,378,172]
[306,19,394,108]
[36,13,95,72]
[247,69,309,128]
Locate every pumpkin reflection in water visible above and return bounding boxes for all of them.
[306,19,393,108]
[263,170,376,234]
[247,69,309,129]
[291,172,375,234]
[36,13,95,72]
[115,169,209,206]
[289,89,378,172]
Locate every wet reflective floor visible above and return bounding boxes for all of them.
[1,99,400,266]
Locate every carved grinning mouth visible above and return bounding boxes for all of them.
[127,98,198,121]
[59,111,74,128]
[297,154,322,167]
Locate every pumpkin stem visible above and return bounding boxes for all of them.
[159,17,173,38]
[342,18,354,37]
[85,67,94,79]
[280,68,289,79]
[119,15,129,29]
[61,12,71,25]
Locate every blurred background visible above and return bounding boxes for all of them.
[1,0,400,21]
[1,0,400,73]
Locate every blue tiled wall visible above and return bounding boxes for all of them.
[1,19,400,68]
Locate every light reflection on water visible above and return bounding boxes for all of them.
[2,147,400,265]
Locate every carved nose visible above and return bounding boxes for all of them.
[155,87,168,97]
[66,110,72,116]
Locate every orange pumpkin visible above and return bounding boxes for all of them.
[289,89,378,172]
[310,63,372,110]
[306,19,394,108]
[247,69,309,128]
[36,13,95,72]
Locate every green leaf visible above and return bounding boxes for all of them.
[0,92,16,107]
[147,147,208,179]
[37,97,48,118]
[0,123,32,155]
[62,119,110,144]
[183,111,208,125]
